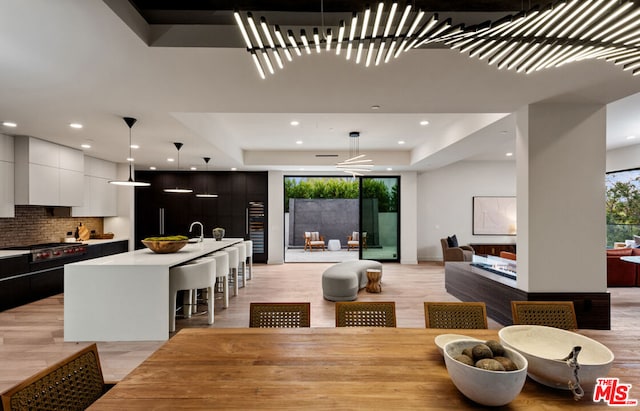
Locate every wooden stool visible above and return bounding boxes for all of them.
[365,269,382,293]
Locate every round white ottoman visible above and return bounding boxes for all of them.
[322,269,359,301]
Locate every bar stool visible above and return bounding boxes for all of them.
[244,240,253,280]
[209,251,230,308]
[193,251,229,310]
[225,246,240,297]
[232,243,247,288]
[169,259,215,332]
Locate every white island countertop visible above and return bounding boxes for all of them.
[64,238,244,342]
[71,238,241,267]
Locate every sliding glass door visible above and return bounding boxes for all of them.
[360,177,400,262]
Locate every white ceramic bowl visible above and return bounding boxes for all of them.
[434,334,479,356]
[499,325,614,392]
[443,339,528,406]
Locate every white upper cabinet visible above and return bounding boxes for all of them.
[0,134,14,217]
[72,156,117,217]
[14,136,84,206]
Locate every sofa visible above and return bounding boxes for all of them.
[606,248,640,287]
[322,260,383,301]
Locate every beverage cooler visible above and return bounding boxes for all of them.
[247,201,265,259]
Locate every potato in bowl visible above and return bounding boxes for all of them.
[443,339,528,406]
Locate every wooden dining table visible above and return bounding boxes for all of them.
[89,327,638,410]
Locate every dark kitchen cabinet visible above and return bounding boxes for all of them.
[134,171,268,263]
[0,241,128,312]
[0,255,30,311]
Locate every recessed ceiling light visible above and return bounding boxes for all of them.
[290,120,300,126]
[149,166,157,170]
[506,152,514,157]
[398,140,406,145]
[167,158,175,162]
[626,135,636,140]
[190,166,197,170]
[296,140,303,145]
[130,144,139,149]
[81,144,91,149]
[69,123,83,129]
[386,167,393,171]
[231,167,237,171]
[420,120,429,126]
[371,105,380,110]
[2,121,17,127]
[127,157,134,162]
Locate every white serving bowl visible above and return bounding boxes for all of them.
[499,325,614,392]
[434,334,479,356]
[444,339,528,406]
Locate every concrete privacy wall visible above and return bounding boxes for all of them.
[289,199,359,247]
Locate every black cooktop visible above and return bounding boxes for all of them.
[2,242,83,250]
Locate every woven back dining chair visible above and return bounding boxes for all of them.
[335,301,397,327]
[1,343,108,411]
[511,301,578,330]
[249,302,311,327]
[424,302,488,329]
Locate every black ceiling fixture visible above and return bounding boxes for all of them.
[108,116,150,187]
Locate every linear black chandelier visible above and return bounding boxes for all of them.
[235,0,640,78]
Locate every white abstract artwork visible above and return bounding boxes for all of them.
[473,196,517,235]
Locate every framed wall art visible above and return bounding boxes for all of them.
[472,196,517,235]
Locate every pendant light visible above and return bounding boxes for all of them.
[196,157,219,198]
[109,117,150,187]
[164,142,193,193]
[336,131,374,177]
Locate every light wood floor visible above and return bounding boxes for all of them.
[1,262,638,392]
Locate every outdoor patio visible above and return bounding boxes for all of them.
[285,246,398,263]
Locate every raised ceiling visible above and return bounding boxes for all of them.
[1,0,639,173]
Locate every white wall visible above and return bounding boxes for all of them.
[417,161,516,261]
[399,172,418,264]
[104,163,134,250]
[607,144,640,172]
[267,170,285,264]
[516,103,606,293]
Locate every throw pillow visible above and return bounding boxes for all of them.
[634,235,640,246]
[447,235,459,248]
[352,232,359,241]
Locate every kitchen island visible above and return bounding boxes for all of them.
[64,238,243,342]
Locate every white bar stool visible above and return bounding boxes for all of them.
[209,251,230,308]
[244,240,253,280]
[169,259,215,332]
[193,251,229,310]
[232,244,247,288]
[225,246,240,297]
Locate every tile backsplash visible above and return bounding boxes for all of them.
[0,206,103,247]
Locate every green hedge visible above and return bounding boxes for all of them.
[284,177,398,212]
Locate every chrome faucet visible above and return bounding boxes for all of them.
[189,221,204,242]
